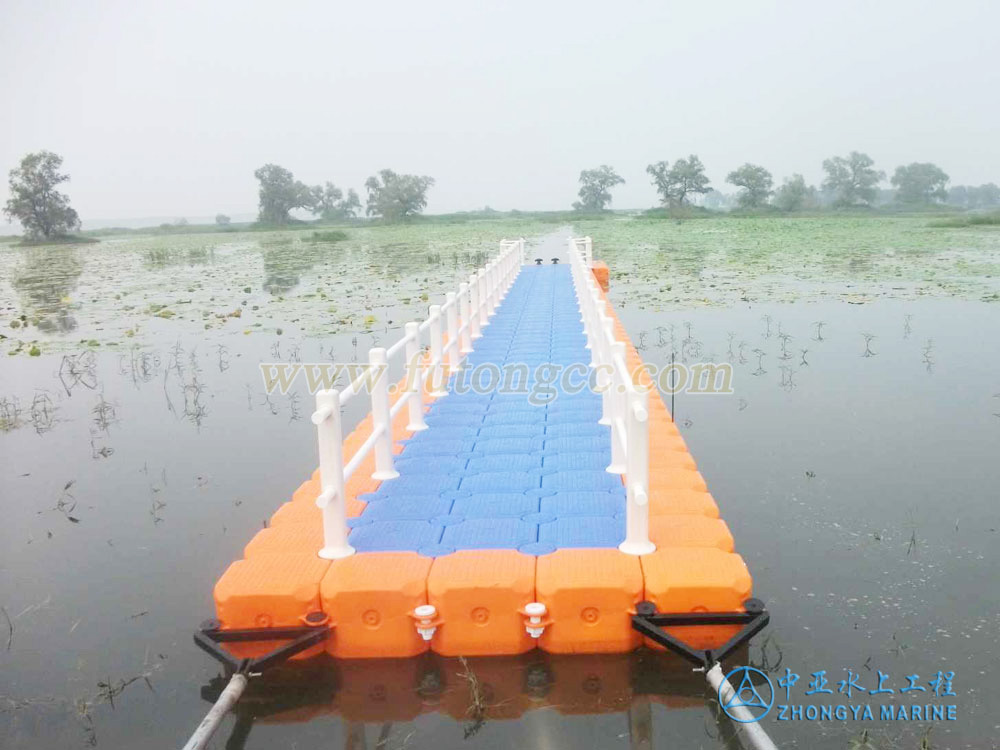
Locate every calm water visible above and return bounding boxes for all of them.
[1,231,998,749]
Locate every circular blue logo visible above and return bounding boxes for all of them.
[719,666,774,723]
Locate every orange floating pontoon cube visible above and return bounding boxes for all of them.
[648,468,708,493]
[648,515,734,551]
[648,488,720,517]
[321,552,433,659]
[427,550,535,656]
[270,500,321,526]
[591,261,610,291]
[640,548,752,650]
[536,549,643,654]
[291,479,320,504]
[244,521,324,558]
[214,553,330,629]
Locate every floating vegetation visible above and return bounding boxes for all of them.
[929,211,1000,228]
[571,215,1000,310]
[305,230,349,242]
[0,221,551,351]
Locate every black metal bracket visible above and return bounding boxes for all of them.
[534,257,544,265]
[550,258,560,264]
[631,598,769,669]
[194,613,330,675]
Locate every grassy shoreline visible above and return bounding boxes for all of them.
[4,204,995,246]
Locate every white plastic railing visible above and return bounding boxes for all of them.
[567,236,655,556]
[310,238,526,559]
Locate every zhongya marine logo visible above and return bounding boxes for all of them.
[720,666,775,723]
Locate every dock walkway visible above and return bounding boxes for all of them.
[213,240,754,659]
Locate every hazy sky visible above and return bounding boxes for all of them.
[2,0,998,222]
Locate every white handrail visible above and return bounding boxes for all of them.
[427,304,447,398]
[566,236,654,556]
[309,240,523,558]
[312,389,354,560]
[468,272,482,340]
[404,321,428,432]
[459,282,473,354]
[445,292,460,373]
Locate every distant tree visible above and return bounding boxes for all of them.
[573,165,624,212]
[4,151,81,239]
[703,189,736,211]
[364,169,434,221]
[215,213,231,226]
[773,174,817,212]
[891,163,949,204]
[174,217,189,227]
[342,189,361,218]
[947,183,1000,210]
[646,156,710,206]
[947,185,969,208]
[821,151,884,206]
[726,163,773,209]
[311,182,361,221]
[973,183,1000,208]
[254,164,315,224]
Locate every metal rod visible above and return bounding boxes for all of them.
[180,673,248,750]
[706,664,780,750]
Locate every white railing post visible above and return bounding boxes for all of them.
[585,236,593,268]
[576,241,588,324]
[477,269,489,327]
[497,243,508,300]
[313,389,355,560]
[468,273,482,339]
[519,238,526,266]
[486,263,496,315]
[428,304,448,397]
[582,279,595,356]
[597,313,614,425]
[607,341,627,474]
[369,347,399,481]
[620,386,654,555]
[459,283,473,354]
[404,321,427,432]
[445,292,461,373]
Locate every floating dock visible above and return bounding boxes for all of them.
[212,239,754,660]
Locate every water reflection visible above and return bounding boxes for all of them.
[198,649,745,750]
[143,246,216,269]
[262,241,329,295]
[12,246,84,332]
